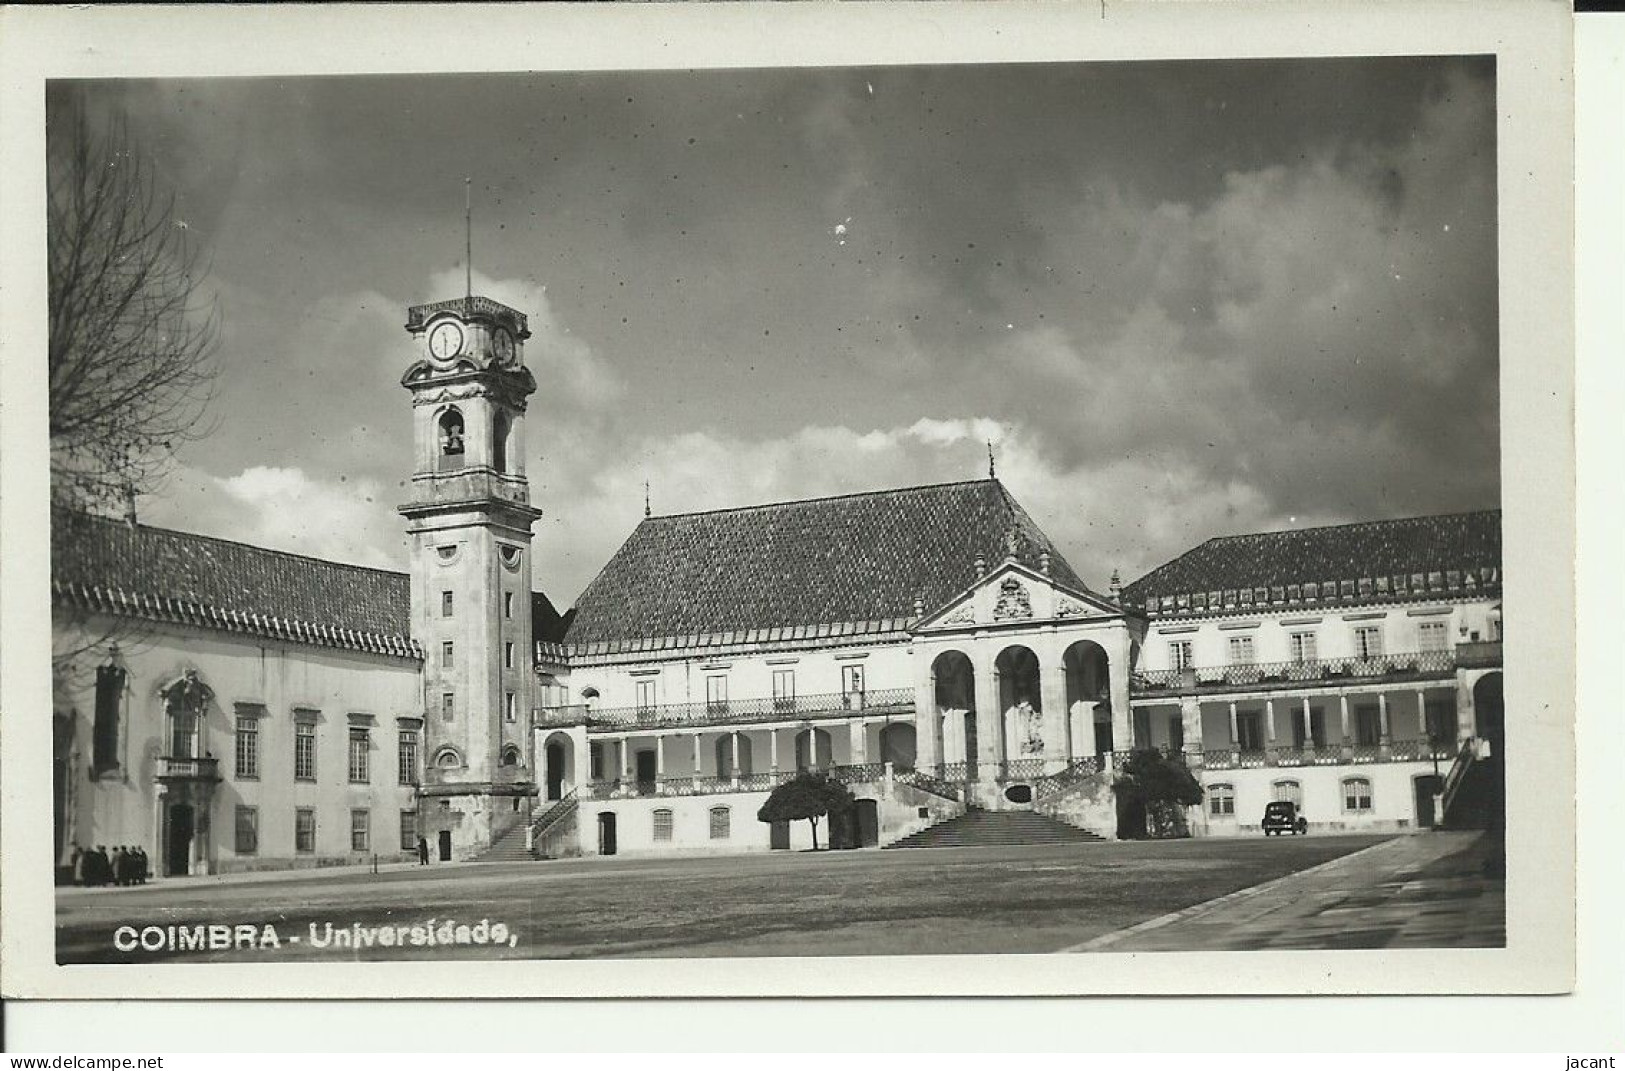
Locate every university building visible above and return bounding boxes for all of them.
[49,290,1505,877]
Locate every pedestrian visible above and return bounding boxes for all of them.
[417,835,430,866]
[134,845,149,884]
[69,842,85,886]
[88,845,110,887]
[112,846,129,886]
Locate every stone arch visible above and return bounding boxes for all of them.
[794,727,832,770]
[543,733,574,800]
[931,649,975,767]
[715,732,754,778]
[437,406,465,469]
[879,723,916,771]
[431,744,463,770]
[1473,672,1504,751]
[1063,638,1112,756]
[492,409,510,472]
[159,670,212,759]
[995,644,1043,760]
[499,743,522,768]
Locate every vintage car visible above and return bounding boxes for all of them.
[1261,800,1310,836]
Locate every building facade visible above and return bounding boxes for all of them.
[49,289,1506,877]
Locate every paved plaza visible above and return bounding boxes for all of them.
[53,832,1502,963]
[1071,831,1504,952]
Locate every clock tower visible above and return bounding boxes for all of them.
[400,294,540,860]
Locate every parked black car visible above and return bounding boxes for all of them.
[1261,800,1309,836]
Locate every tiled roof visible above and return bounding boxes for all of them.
[1121,509,1502,618]
[564,479,1094,650]
[52,511,420,659]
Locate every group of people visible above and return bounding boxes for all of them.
[67,843,150,886]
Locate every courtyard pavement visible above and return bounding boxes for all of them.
[1066,830,1504,952]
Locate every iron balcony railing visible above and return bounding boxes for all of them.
[155,756,220,782]
[537,687,914,732]
[582,761,899,800]
[1131,649,1458,697]
[1198,738,1455,770]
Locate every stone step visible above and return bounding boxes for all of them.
[883,809,1107,850]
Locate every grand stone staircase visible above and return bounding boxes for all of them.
[473,820,536,863]
[883,808,1107,850]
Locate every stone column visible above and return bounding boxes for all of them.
[808,726,820,768]
[691,733,702,776]
[1109,640,1134,761]
[915,659,941,771]
[1228,701,1241,764]
[1040,663,1069,770]
[1377,692,1391,759]
[730,732,741,787]
[769,728,779,773]
[1455,673,1476,742]
[1180,698,1203,768]
[1415,688,1428,749]
[973,662,1002,778]
[1264,699,1277,752]
[1301,696,1313,751]
[655,735,666,794]
[849,719,867,767]
[618,737,630,780]
[1339,693,1353,762]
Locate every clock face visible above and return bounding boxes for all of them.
[492,327,515,365]
[427,321,464,363]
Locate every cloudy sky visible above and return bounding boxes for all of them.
[52,57,1499,607]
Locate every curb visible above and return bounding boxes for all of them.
[1055,836,1409,953]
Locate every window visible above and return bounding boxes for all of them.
[348,727,370,783]
[1342,777,1373,811]
[504,692,517,723]
[434,747,462,770]
[705,675,728,715]
[92,663,126,774]
[169,705,199,759]
[709,806,731,840]
[1418,620,1448,652]
[653,808,674,842]
[500,745,521,767]
[441,591,454,618]
[1236,710,1264,752]
[772,669,796,712]
[1289,631,1318,663]
[1272,779,1302,806]
[234,805,258,855]
[294,720,317,781]
[400,809,418,852]
[589,742,604,780]
[842,664,866,702]
[234,713,260,780]
[504,592,514,619]
[504,642,515,670]
[441,692,455,722]
[635,679,657,714]
[1227,635,1255,665]
[1209,783,1235,817]
[1354,625,1384,659]
[1169,640,1194,671]
[351,809,371,852]
[442,641,454,670]
[295,808,315,854]
[1168,714,1184,752]
[398,730,419,785]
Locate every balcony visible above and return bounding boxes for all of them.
[582,761,894,800]
[1131,649,1458,698]
[538,687,914,734]
[155,756,220,782]
[1198,738,1455,770]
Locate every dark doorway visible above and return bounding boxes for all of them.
[634,750,657,795]
[1414,774,1444,829]
[827,808,855,850]
[854,799,880,847]
[770,819,790,850]
[1474,673,1504,753]
[438,829,452,861]
[545,741,566,801]
[165,803,194,876]
[597,811,618,856]
[1094,716,1114,756]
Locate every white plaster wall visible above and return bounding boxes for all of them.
[1197,762,1438,837]
[55,616,423,874]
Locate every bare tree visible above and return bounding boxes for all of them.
[49,104,222,676]
[48,105,220,517]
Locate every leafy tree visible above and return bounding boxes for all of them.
[1112,748,1205,838]
[756,771,855,850]
[48,100,222,675]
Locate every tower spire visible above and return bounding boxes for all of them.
[464,177,473,299]
[644,479,652,518]
[987,439,997,480]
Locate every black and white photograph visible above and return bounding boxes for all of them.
[0,2,1577,1003]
